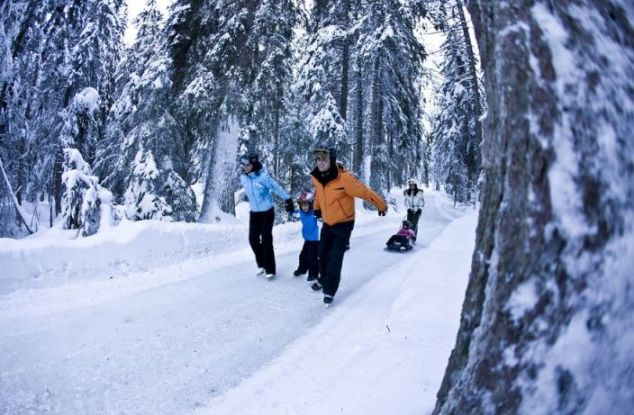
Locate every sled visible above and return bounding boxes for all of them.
[385,242,414,252]
[385,232,415,252]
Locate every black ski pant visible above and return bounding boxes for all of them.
[407,209,421,235]
[297,240,319,278]
[318,220,354,297]
[249,208,276,274]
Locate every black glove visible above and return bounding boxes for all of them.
[407,208,413,214]
[285,198,294,213]
[314,209,322,219]
[416,209,422,215]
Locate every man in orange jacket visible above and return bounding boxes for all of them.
[310,143,388,305]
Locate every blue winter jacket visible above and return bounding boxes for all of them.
[298,209,319,241]
[240,167,290,212]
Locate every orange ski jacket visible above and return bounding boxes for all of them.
[311,164,387,226]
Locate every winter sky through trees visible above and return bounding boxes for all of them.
[125,0,170,45]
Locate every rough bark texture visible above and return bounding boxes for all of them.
[435,1,634,414]
[338,0,350,122]
[457,0,483,158]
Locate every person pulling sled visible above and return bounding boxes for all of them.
[386,220,416,252]
[403,179,425,240]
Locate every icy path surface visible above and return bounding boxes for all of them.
[0,191,472,414]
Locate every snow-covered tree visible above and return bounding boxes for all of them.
[98,0,197,223]
[99,2,167,193]
[355,0,426,197]
[431,0,483,204]
[434,1,634,413]
[1,1,50,231]
[61,148,111,237]
[296,1,348,159]
[60,87,101,155]
[246,0,298,177]
[0,157,33,237]
[1,0,125,228]
[161,0,300,220]
[123,148,172,221]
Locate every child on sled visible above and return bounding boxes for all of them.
[386,220,416,251]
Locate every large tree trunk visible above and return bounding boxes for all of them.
[338,0,350,121]
[456,0,482,172]
[434,1,634,414]
[353,66,364,177]
[52,146,63,216]
[273,105,280,178]
[199,116,239,222]
[369,53,386,200]
[0,157,33,236]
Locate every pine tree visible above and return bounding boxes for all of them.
[162,0,299,221]
[0,1,49,233]
[61,148,110,237]
[98,0,167,197]
[123,148,172,221]
[431,0,483,204]
[296,0,348,156]
[355,0,426,198]
[99,0,197,222]
[1,0,125,232]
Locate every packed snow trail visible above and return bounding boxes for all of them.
[0,191,470,414]
[200,212,477,414]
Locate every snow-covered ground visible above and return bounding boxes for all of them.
[0,189,477,414]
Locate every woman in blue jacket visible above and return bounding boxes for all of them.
[239,152,294,279]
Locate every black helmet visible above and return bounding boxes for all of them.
[239,151,259,166]
[313,141,336,160]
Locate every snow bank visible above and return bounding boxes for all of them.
[0,219,254,295]
[0,189,460,296]
[198,211,478,414]
[0,200,392,296]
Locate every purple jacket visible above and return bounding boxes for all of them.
[397,228,416,239]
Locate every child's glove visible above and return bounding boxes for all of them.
[285,198,294,213]
[416,209,422,215]
[314,209,322,219]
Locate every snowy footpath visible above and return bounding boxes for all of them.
[0,190,477,415]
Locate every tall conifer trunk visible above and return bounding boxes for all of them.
[338,0,350,121]
[369,53,385,197]
[434,1,634,413]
